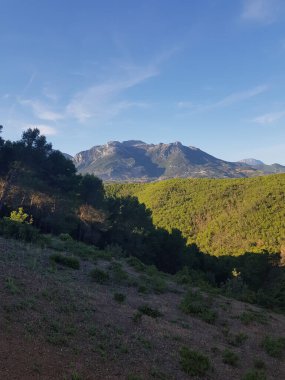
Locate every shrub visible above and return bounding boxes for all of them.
[227,332,248,347]
[49,253,80,269]
[175,266,192,285]
[148,275,167,294]
[0,218,41,243]
[126,256,146,272]
[239,310,268,326]
[132,311,143,323]
[222,349,239,366]
[5,277,21,294]
[105,244,126,258]
[110,262,129,283]
[59,233,73,241]
[114,293,126,303]
[90,268,110,284]
[262,336,285,358]
[242,369,267,380]
[179,347,210,376]
[9,207,31,224]
[180,290,217,324]
[71,372,82,380]
[254,359,266,370]
[137,304,163,318]
[137,284,149,294]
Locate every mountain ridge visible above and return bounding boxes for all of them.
[68,140,285,181]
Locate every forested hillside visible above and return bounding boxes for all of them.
[0,127,284,313]
[105,176,285,256]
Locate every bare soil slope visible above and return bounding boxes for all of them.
[0,237,284,380]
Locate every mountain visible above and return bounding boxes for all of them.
[73,140,258,181]
[239,158,285,175]
[239,158,264,166]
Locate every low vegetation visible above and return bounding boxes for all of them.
[49,253,80,269]
[180,290,217,324]
[0,236,284,379]
[137,304,163,318]
[222,349,239,366]
[262,336,285,358]
[179,347,211,376]
[90,268,110,284]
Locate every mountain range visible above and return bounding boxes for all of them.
[69,140,285,181]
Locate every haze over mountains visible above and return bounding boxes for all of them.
[70,141,285,181]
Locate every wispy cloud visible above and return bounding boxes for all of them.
[23,124,57,136]
[18,50,176,126]
[241,0,282,23]
[20,99,64,121]
[178,85,268,112]
[66,64,157,122]
[19,64,156,125]
[23,72,37,93]
[177,101,194,109]
[42,86,58,101]
[251,110,285,124]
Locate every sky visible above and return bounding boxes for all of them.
[1,0,285,164]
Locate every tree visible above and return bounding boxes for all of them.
[78,174,105,207]
[21,128,52,154]
[45,150,77,191]
[0,125,4,147]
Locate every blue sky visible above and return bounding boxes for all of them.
[1,0,285,164]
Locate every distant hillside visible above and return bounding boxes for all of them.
[106,174,285,256]
[239,158,285,174]
[73,140,259,181]
[239,158,264,166]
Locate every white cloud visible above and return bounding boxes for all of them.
[19,66,155,125]
[241,0,281,23]
[212,85,268,107]
[20,99,64,121]
[19,51,174,126]
[66,64,158,122]
[24,124,57,136]
[251,110,285,124]
[42,87,58,101]
[177,101,194,109]
[178,85,268,112]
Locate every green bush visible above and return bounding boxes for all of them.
[90,268,110,284]
[262,336,285,358]
[59,233,73,241]
[105,244,126,258]
[242,369,267,380]
[175,267,192,285]
[110,262,129,283]
[0,218,41,243]
[49,253,80,269]
[179,347,210,376]
[137,304,163,318]
[254,359,266,370]
[222,349,239,366]
[227,332,248,347]
[113,293,126,303]
[9,207,31,223]
[180,290,217,324]
[148,275,167,294]
[126,256,146,272]
[239,310,268,326]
